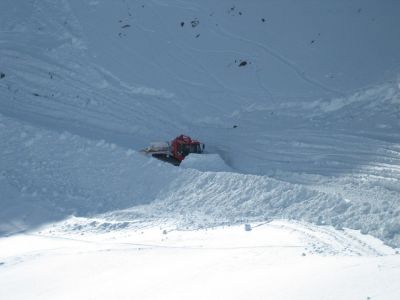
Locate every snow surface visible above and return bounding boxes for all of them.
[1,0,400,298]
[1,221,400,300]
[180,153,232,172]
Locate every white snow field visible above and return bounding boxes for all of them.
[1,221,399,300]
[1,0,400,299]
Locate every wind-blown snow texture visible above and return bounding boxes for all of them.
[1,0,400,249]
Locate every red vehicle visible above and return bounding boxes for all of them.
[143,134,204,165]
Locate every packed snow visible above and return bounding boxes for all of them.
[1,0,400,299]
[1,221,400,300]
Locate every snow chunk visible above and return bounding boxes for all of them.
[180,154,232,172]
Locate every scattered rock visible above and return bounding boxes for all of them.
[162,229,167,235]
[32,93,40,97]
[238,60,247,67]
[195,34,200,38]
[121,24,131,29]
[358,8,362,13]
[233,125,238,128]
[261,18,266,22]
[310,40,315,44]
[180,21,185,27]
[228,6,243,16]
[0,72,5,79]
[302,253,306,256]
[244,224,252,231]
[191,18,199,28]
[0,262,4,266]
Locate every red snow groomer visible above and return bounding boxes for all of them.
[142,134,204,165]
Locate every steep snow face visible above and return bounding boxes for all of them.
[0,0,400,248]
[1,113,400,247]
[0,113,175,235]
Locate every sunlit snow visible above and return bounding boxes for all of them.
[1,0,400,299]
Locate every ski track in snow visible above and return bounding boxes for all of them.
[275,221,386,256]
[213,24,345,97]
[3,220,393,262]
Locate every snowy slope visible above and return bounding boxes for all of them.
[1,0,399,246]
[2,112,399,247]
[1,0,400,298]
[1,0,400,144]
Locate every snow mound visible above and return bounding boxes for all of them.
[180,154,232,172]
